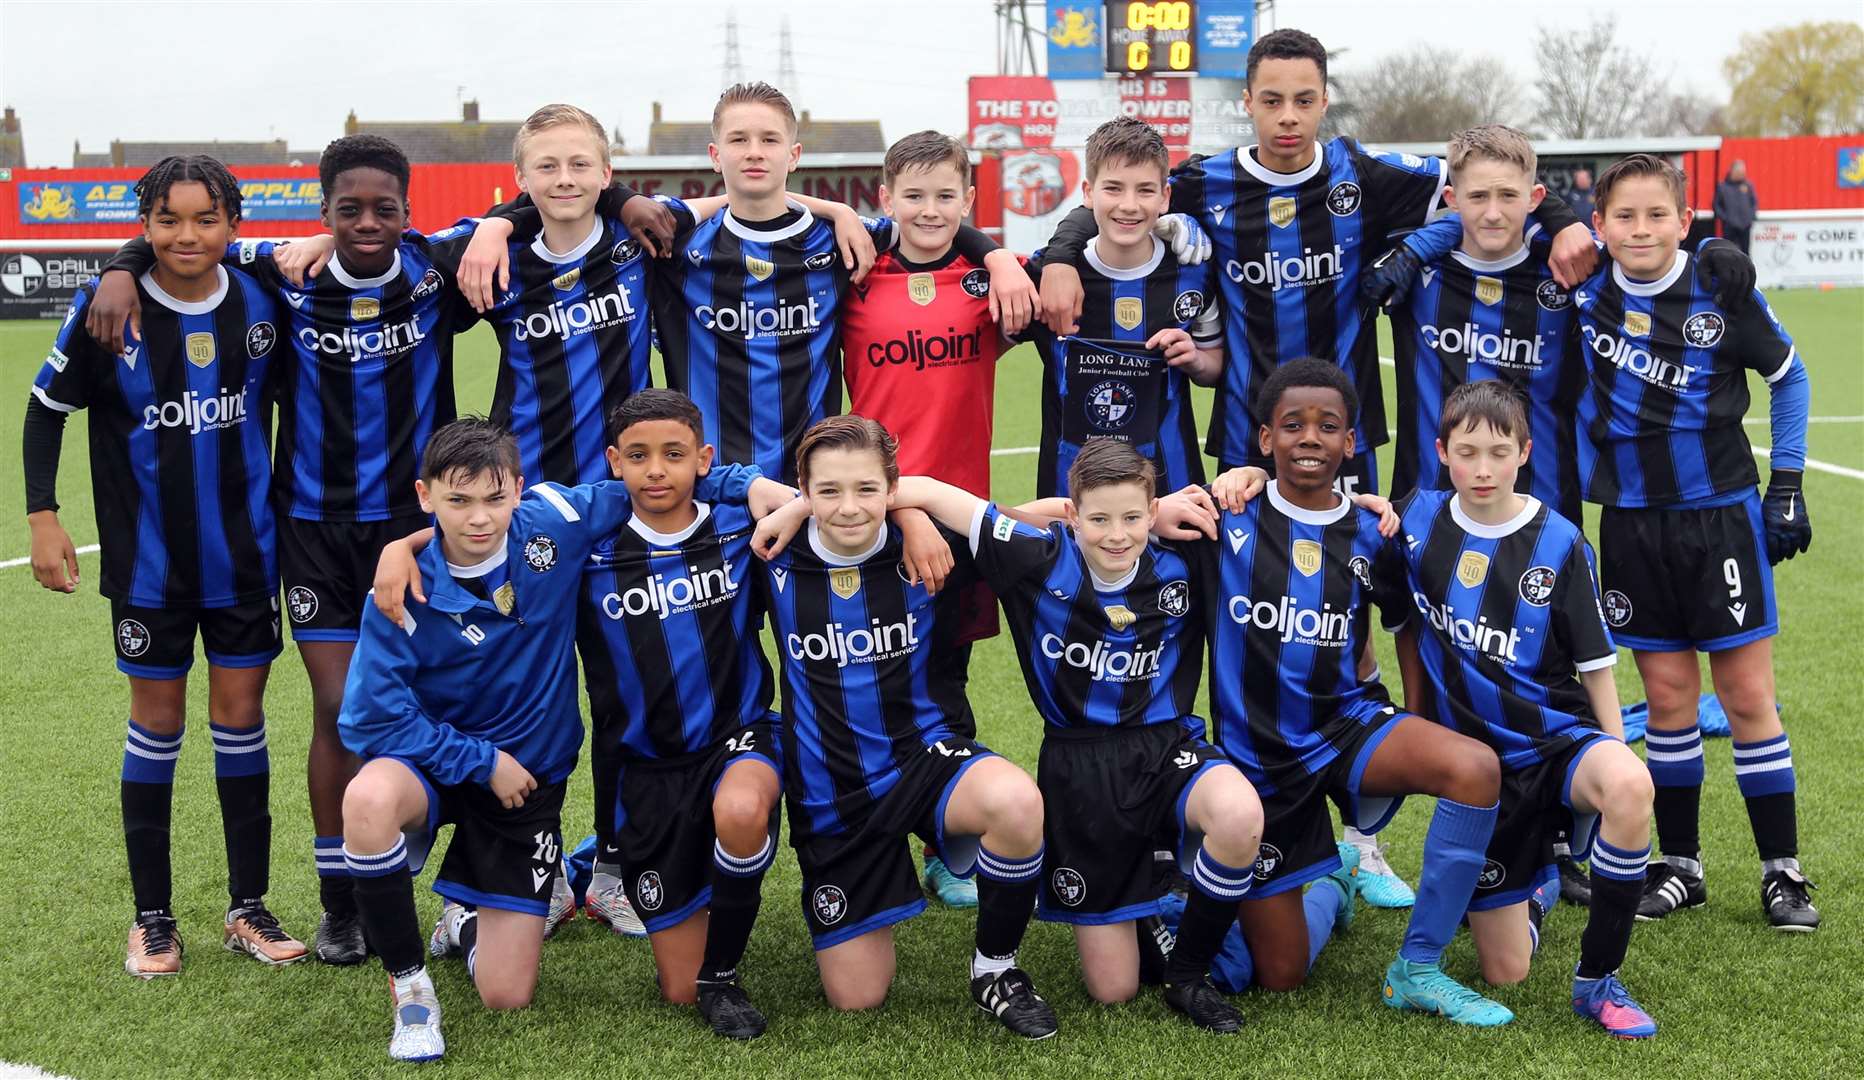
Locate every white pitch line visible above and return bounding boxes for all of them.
[0,543,97,570]
[1380,357,1862,427]
[1754,447,1864,481]
[1,1062,80,1080]
[1744,416,1864,425]
[1376,354,1863,473]
[990,446,1039,457]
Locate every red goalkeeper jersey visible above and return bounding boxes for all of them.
[841,247,1009,499]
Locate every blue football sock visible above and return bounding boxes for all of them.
[1304,881,1340,972]
[1399,797,1498,965]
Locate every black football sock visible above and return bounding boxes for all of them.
[347,838,424,979]
[972,845,1042,975]
[1136,914,1172,986]
[211,721,271,907]
[591,720,622,869]
[1577,838,1648,980]
[1165,847,1252,985]
[457,909,480,980]
[700,835,776,983]
[122,719,182,917]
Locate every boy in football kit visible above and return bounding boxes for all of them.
[1382,380,1660,1037]
[883,440,1269,1034]
[1023,118,1224,500]
[749,417,1056,1039]
[841,130,1018,908]
[24,156,307,975]
[82,134,484,963]
[1382,126,1586,525]
[1201,360,1511,1025]
[1570,155,1817,930]
[338,418,783,1061]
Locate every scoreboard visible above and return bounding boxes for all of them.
[1105,2,1197,76]
[1047,1,1255,80]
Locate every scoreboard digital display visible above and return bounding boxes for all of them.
[1104,2,1200,76]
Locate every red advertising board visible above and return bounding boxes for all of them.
[969,76,1060,149]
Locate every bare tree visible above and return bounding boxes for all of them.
[1534,17,1668,138]
[1317,47,1361,143]
[1647,92,1727,137]
[1347,46,1525,142]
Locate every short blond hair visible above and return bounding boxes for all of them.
[1447,124,1537,183]
[712,81,797,136]
[513,103,609,166]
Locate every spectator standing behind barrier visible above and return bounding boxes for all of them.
[1568,169,1596,226]
[1715,160,1759,253]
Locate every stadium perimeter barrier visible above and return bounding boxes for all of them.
[1,153,930,318]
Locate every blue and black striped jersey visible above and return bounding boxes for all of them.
[1572,251,1800,508]
[238,236,469,522]
[576,500,776,761]
[1167,140,1446,464]
[32,268,280,607]
[1188,483,1396,790]
[967,502,1203,731]
[653,198,889,485]
[1390,232,1583,522]
[469,216,654,486]
[759,519,973,842]
[1025,237,1219,499]
[1379,489,1616,770]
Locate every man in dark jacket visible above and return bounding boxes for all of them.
[1568,168,1596,225]
[1715,160,1759,252]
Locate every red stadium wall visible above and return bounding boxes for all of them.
[1705,136,1864,212]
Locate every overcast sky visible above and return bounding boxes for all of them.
[1,0,1856,167]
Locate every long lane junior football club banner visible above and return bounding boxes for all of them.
[18,178,324,223]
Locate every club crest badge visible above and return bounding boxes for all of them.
[523,535,558,573]
[1519,566,1557,606]
[1292,539,1323,577]
[185,332,216,368]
